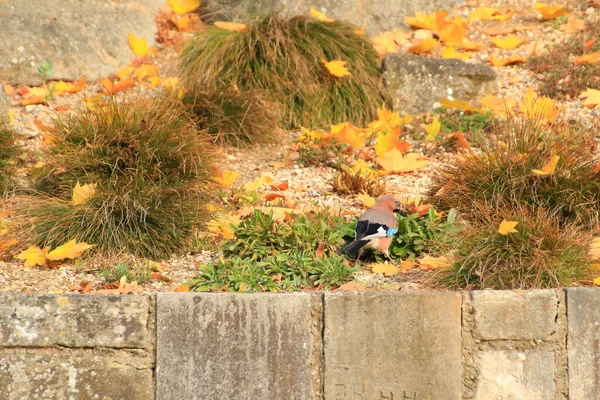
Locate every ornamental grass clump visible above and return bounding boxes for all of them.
[21,97,216,259]
[180,12,390,130]
[0,118,19,195]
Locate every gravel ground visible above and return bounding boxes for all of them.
[1,0,599,293]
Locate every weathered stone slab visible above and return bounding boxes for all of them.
[156,293,323,400]
[471,290,558,341]
[0,0,163,86]
[474,350,555,400]
[0,294,151,348]
[324,292,462,400]
[202,0,463,37]
[383,53,497,114]
[0,348,153,400]
[566,287,600,399]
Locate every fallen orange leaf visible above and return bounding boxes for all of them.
[586,38,596,52]
[214,21,248,32]
[579,88,600,108]
[337,281,366,290]
[447,130,470,148]
[265,193,285,202]
[370,262,400,276]
[406,38,439,54]
[323,60,351,78]
[101,78,136,95]
[535,3,569,20]
[491,35,525,49]
[483,26,514,36]
[560,14,586,33]
[441,45,470,60]
[571,52,600,64]
[489,55,527,67]
[532,155,560,176]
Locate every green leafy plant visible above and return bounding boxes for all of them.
[332,162,386,197]
[101,262,152,284]
[439,205,594,289]
[19,96,216,259]
[189,210,356,292]
[180,12,390,130]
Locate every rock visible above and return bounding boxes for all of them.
[0,0,163,86]
[156,293,323,400]
[566,288,600,399]
[383,53,497,114]
[471,290,558,341]
[473,350,555,400]
[202,0,462,37]
[324,292,462,400]
[0,84,8,118]
[0,294,151,348]
[0,349,153,400]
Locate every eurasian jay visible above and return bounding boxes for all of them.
[340,195,405,265]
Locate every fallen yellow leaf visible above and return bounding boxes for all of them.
[417,255,450,270]
[244,175,274,192]
[441,45,470,60]
[207,214,242,240]
[489,55,527,67]
[532,155,560,176]
[323,60,351,78]
[370,29,409,56]
[406,38,439,54]
[46,239,94,261]
[174,284,190,292]
[374,125,401,157]
[594,277,600,286]
[310,8,334,22]
[376,149,428,174]
[580,88,600,108]
[357,193,376,208]
[329,122,367,148]
[128,33,149,57]
[16,246,48,267]
[439,98,483,113]
[215,170,240,186]
[491,35,525,49]
[370,262,400,276]
[424,116,441,142]
[72,182,96,206]
[133,65,160,81]
[214,21,248,32]
[498,220,518,235]
[535,3,569,20]
[167,0,200,15]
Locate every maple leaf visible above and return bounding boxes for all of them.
[171,15,193,31]
[535,3,570,20]
[337,281,366,290]
[498,220,518,235]
[357,193,376,208]
[491,35,525,49]
[424,116,441,142]
[167,0,200,15]
[376,149,428,174]
[370,29,408,56]
[329,122,367,148]
[310,8,334,22]
[16,246,48,267]
[214,21,248,32]
[489,55,527,67]
[128,33,149,57]
[480,94,516,118]
[521,88,560,123]
[405,10,449,31]
[50,78,87,96]
[406,38,439,54]
[323,60,351,78]
[594,277,600,286]
[72,182,96,206]
[456,40,483,51]
[579,88,600,108]
[441,45,470,60]
[134,65,160,81]
[174,284,190,292]
[244,175,274,191]
[374,125,401,157]
[417,255,450,270]
[469,7,500,21]
[399,259,417,273]
[370,262,399,276]
[560,14,586,33]
[438,98,483,113]
[532,155,560,176]
[207,214,242,239]
[571,52,600,64]
[215,170,240,186]
[46,239,95,261]
[447,131,470,148]
[438,19,467,45]
[101,78,136,95]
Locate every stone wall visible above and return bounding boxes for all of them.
[1,289,598,399]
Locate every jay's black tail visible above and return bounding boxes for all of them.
[339,240,369,255]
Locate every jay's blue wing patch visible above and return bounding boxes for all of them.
[355,220,393,241]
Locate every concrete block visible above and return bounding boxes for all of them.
[0,294,151,348]
[471,290,557,340]
[383,53,497,114]
[0,348,153,400]
[0,0,164,85]
[202,0,463,37]
[324,292,462,400]
[474,350,555,400]
[156,293,323,400]
[566,287,600,399]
